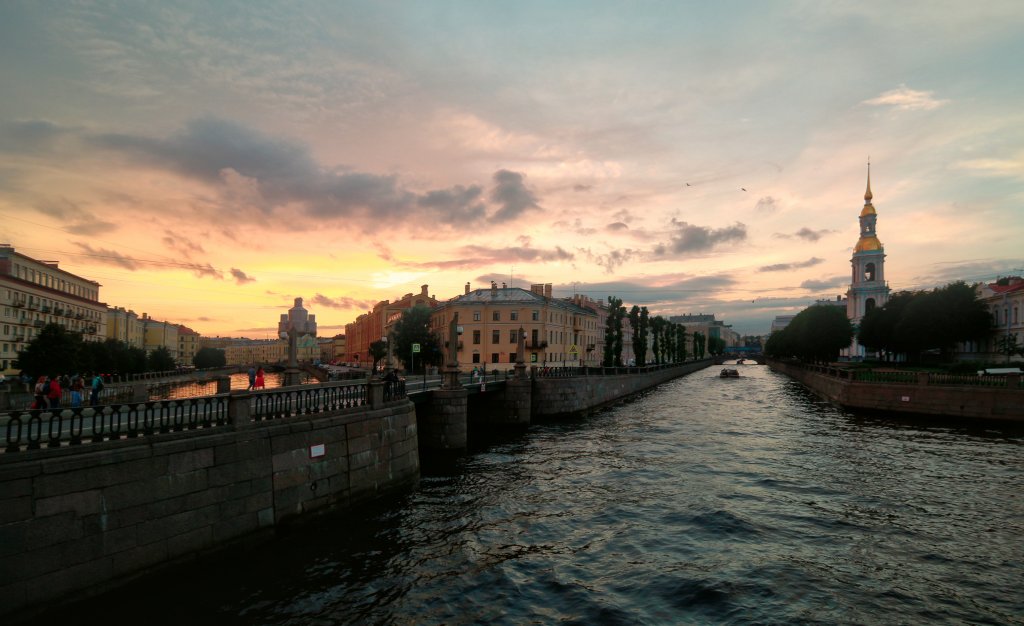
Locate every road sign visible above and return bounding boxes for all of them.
[412,343,421,353]
[568,344,579,355]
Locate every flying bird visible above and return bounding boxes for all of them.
[686,182,691,186]
[741,187,747,192]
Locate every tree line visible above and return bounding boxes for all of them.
[16,323,180,378]
[765,281,995,364]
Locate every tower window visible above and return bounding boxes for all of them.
[865,298,876,312]
[864,262,876,282]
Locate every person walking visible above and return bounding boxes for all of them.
[90,372,104,406]
[247,365,256,391]
[254,366,265,389]
[33,375,48,410]
[46,374,62,409]
[70,375,84,408]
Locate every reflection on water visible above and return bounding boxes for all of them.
[29,364,1024,625]
[150,371,314,399]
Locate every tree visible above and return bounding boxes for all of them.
[368,340,388,374]
[692,331,706,359]
[767,305,853,363]
[708,336,726,356]
[391,305,441,373]
[676,325,687,361]
[604,296,625,366]
[147,346,176,372]
[650,316,664,364]
[15,323,82,377]
[194,347,227,369]
[638,307,650,366]
[858,282,991,362]
[628,306,642,366]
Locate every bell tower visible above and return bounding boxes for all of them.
[845,163,890,359]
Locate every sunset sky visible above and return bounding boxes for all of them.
[2,1,1022,338]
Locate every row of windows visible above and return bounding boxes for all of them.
[469,352,598,364]
[466,309,597,329]
[992,305,1021,326]
[10,264,98,301]
[4,292,102,322]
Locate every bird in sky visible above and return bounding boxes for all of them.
[741,187,747,191]
[686,182,691,186]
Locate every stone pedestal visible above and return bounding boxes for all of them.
[283,369,303,388]
[501,378,532,426]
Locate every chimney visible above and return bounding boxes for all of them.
[531,284,543,295]
[545,284,552,298]
[491,281,498,296]
[502,282,507,289]
[465,282,471,295]
[421,284,429,295]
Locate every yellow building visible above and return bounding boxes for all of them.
[107,307,145,349]
[0,245,107,375]
[140,314,179,362]
[177,325,201,366]
[431,282,600,372]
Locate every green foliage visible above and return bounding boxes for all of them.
[708,336,726,356]
[676,325,687,361]
[995,333,1024,359]
[147,346,176,371]
[392,305,441,372]
[368,340,388,373]
[15,323,81,377]
[692,331,706,359]
[639,307,650,365]
[765,305,853,363]
[857,282,992,361]
[603,296,625,366]
[194,347,227,368]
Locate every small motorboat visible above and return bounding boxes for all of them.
[720,368,740,378]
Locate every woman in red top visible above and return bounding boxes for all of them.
[47,375,63,409]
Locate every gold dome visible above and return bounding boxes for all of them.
[855,235,882,252]
[860,201,876,217]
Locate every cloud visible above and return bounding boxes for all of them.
[664,219,747,255]
[230,268,256,284]
[162,230,205,259]
[83,118,536,228]
[754,196,778,213]
[953,158,1024,180]
[574,184,593,192]
[489,169,541,222]
[578,247,642,273]
[800,276,848,290]
[606,222,629,231]
[759,257,824,272]
[71,243,140,270]
[0,120,75,154]
[775,227,833,242]
[863,85,947,111]
[309,294,374,310]
[396,244,574,271]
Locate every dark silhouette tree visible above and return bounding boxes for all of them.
[638,307,650,365]
[146,346,176,372]
[194,347,227,369]
[392,305,441,373]
[368,340,388,374]
[767,305,852,363]
[15,323,81,377]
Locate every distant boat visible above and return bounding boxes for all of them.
[736,358,746,365]
[720,368,740,378]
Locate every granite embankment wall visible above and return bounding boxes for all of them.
[768,359,1024,421]
[0,401,418,620]
[532,360,712,418]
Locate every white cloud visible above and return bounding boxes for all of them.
[863,86,947,111]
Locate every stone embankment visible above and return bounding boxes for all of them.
[768,359,1024,421]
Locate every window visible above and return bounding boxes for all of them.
[532,310,539,321]
[473,330,481,344]
[492,330,500,343]
[510,311,518,321]
[472,353,480,363]
[865,298,876,312]
[473,311,481,321]
[532,329,539,345]
[864,262,876,282]
[509,330,518,343]
[492,311,500,321]
[491,353,499,363]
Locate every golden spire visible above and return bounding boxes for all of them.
[864,159,872,202]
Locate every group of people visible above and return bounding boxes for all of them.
[30,373,106,409]
[246,366,266,391]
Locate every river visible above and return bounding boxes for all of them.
[29,364,1024,625]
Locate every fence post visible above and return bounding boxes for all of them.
[229,392,252,429]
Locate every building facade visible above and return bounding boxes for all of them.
[107,307,145,349]
[0,245,107,375]
[430,283,600,372]
[974,276,1024,362]
[844,167,890,359]
[344,284,438,365]
[177,325,200,366]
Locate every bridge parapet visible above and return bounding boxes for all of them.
[1,378,407,455]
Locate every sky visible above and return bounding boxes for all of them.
[1,1,1023,338]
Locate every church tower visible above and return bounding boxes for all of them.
[845,164,890,359]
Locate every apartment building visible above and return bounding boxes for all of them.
[345,284,438,365]
[430,282,600,372]
[0,245,107,375]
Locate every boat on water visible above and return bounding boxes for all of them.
[720,368,740,378]
[736,358,746,365]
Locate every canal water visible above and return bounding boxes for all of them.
[31,364,1024,625]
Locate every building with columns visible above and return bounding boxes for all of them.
[844,166,891,359]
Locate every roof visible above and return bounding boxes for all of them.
[989,277,1024,294]
[436,287,595,316]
